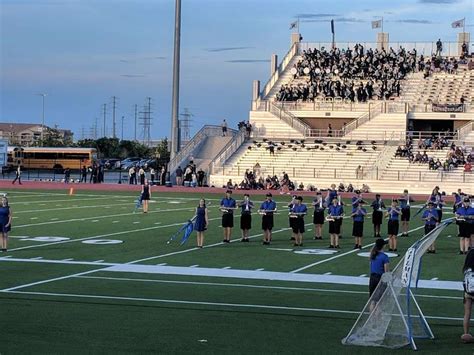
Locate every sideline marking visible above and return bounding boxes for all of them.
[1,290,467,322]
[75,275,463,300]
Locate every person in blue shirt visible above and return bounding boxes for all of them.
[454,189,465,238]
[239,194,254,243]
[220,190,237,243]
[369,238,390,297]
[385,199,401,252]
[259,193,277,245]
[422,201,439,238]
[399,189,414,237]
[288,195,297,241]
[289,196,307,247]
[456,198,474,255]
[325,184,338,206]
[312,191,326,240]
[328,198,344,249]
[427,186,445,224]
[370,194,386,238]
[0,196,12,252]
[351,200,367,249]
[351,190,363,208]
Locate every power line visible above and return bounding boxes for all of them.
[139,97,153,146]
[102,103,107,137]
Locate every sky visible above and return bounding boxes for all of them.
[0,0,472,142]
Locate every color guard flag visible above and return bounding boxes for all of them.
[371,19,382,29]
[451,18,464,28]
[331,19,335,34]
[289,21,298,30]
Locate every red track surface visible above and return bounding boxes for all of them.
[1,180,455,201]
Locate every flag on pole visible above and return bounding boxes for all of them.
[331,19,335,34]
[289,21,298,30]
[451,18,465,28]
[371,19,382,29]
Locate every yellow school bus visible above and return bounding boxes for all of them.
[8,147,97,170]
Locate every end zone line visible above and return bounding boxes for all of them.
[1,290,467,322]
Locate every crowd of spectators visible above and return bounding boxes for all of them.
[237,120,253,137]
[277,44,415,102]
[395,135,473,172]
[276,41,471,103]
[175,160,207,187]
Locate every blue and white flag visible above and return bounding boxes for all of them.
[289,21,298,30]
[371,20,382,29]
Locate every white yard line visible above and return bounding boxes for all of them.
[75,275,463,300]
[0,290,466,322]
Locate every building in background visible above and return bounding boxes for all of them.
[0,123,73,146]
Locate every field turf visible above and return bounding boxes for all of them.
[0,189,471,354]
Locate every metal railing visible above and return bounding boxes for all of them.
[344,102,384,135]
[407,130,459,142]
[457,121,474,141]
[260,42,299,99]
[268,101,311,136]
[299,41,465,57]
[210,129,247,175]
[168,125,236,173]
[213,164,473,184]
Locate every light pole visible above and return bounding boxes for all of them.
[121,115,124,141]
[36,93,47,146]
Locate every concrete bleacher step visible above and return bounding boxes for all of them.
[344,113,407,141]
[249,111,304,139]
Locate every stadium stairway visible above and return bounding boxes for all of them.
[343,113,407,141]
[249,110,305,139]
[191,135,234,172]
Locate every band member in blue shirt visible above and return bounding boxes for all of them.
[456,198,474,255]
[325,184,338,206]
[220,190,237,243]
[239,194,254,243]
[351,200,367,249]
[454,188,465,238]
[369,238,390,297]
[290,196,307,247]
[0,197,12,252]
[259,193,277,245]
[428,186,445,224]
[399,189,414,237]
[288,195,297,241]
[312,191,326,240]
[385,199,401,252]
[328,198,344,249]
[422,201,439,236]
[351,190,363,208]
[370,194,386,238]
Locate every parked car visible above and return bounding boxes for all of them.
[120,157,140,170]
[104,158,121,169]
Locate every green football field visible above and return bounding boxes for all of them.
[0,189,471,354]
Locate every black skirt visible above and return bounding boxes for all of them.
[424,224,436,236]
[459,222,471,238]
[372,210,383,225]
[388,220,399,236]
[313,210,325,224]
[262,214,274,231]
[292,218,305,234]
[401,208,410,221]
[352,221,364,237]
[329,220,341,234]
[222,213,234,228]
[240,213,252,230]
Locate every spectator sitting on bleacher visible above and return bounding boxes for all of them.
[464,161,472,173]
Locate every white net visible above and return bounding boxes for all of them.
[342,221,452,349]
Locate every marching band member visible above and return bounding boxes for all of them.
[454,189,466,237]
[351,199,367,249]
[422,201,439,254]
[327,197,344,249]
[426,186,445,253]
[370,193,385,238]
[289,196,307,247]
[312,191,326,240]
[220,190,237,243]
[325,184,338,206]
[288,195,297,241]
[385,199,401,252]
[456,197,474,255]
[351,190,363,208]
[239,194,254,242]
[259,193,277,245]
[399,189,414,237]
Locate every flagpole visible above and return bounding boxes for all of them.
[463,17,465,33]
[381,16,384,33]
[297,16,300,33]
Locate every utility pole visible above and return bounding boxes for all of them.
[36,93,47,146]
[102,103,107,137]
[121,116,125,141]
[139,97,153,146]
[134,104,138,141]
[170,0,181,159]
[179,108,193,149]
[111,96,117,139]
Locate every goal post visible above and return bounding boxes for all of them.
[342,220,453,350]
